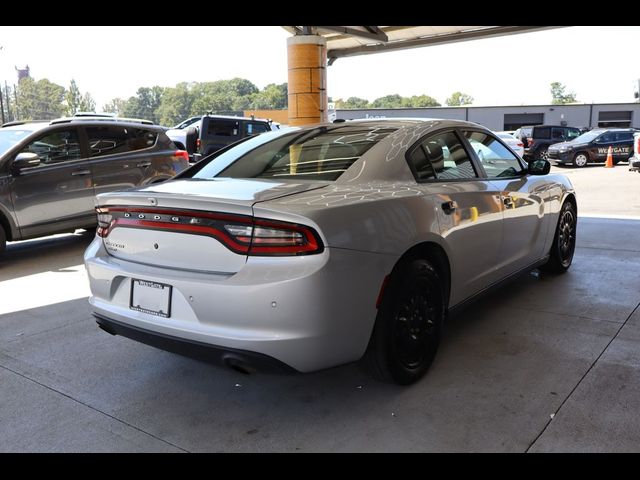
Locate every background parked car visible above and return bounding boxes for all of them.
[495,131,524,157]
[520,125,582,161]
[0,116,189,255]
[630,131,640,173]
[165,115,275,162]
[547,128,636,167]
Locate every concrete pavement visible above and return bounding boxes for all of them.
[1,172,639,451]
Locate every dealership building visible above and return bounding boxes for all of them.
[333,102,640,131]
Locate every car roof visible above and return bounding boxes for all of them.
[202,114,271,122]
[1,121,50,132]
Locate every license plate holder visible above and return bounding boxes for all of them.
[130,279,172,318]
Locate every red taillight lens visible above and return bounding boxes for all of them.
[527,137,534,147]
[173,150,189,162]
[96,207,113,238]
[196,138,201,151]
[95,207,323,256]
[516,142,523,147]
[636,137,640,153]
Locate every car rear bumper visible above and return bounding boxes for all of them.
[84,237,395,372]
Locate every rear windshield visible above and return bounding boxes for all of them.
[194,125,397,182]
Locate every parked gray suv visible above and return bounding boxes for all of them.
[0,117,190,255]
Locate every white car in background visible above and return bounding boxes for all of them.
[496,131,525,157]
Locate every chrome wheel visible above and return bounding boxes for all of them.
[574,153,588,167]
[538,147,549,161]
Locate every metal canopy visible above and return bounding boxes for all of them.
[282,26,564,65]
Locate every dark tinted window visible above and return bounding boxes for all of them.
[21,129,81,164]
[551,127,565,139]
[410,131,477,181]
[245,122,270,135]
[207,120,239,136]
[533,127,551,139]
[86,126,157,157]
[597,132,614,143]
[615,132,634,142]
[464,131,524,178]
[200,125,397,182]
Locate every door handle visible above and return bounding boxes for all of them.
[503,196,515,208]
[136,161,152,168]
[71,169,91,176]
[441,201,457,214]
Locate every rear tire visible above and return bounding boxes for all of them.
[362,258,445,385]
[540,201,576,274]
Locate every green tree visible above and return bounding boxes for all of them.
[156,83,195,126]
[102,97,127,115]
[79,92,96,112]
[445,91,473,106]
[403,95,441,107]
[249,83,288,109]
[371,94,404,108]
[335,97,370,109]
[123,86,165,122]
[16,77,65,120]
[550,82,577,105]
[65,79,82,115]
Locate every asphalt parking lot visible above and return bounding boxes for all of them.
[1,164,639,452]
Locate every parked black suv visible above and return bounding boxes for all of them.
[0,117,190,255]
[166,115,274,162]
[516,125,582,161]
[547,128,637,167]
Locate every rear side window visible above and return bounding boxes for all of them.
[408,131,477,181]
[533,127,551,139]
[245,122,270,135]
[615,132,633,141]
[551,127,565,139]
[207,120,239,137]
[86,126,157,157]
[199,125,397,182]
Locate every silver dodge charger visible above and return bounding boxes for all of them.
[84,119,577,384]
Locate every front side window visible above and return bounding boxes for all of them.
[195,125,397,182]
[596,132,613,143]
[551,127,565,139]
[464,131,524,179]
[408,131,477,181]
[20,129,81,164]
[566,128,581,140]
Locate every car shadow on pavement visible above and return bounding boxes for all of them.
[0,229,95,281]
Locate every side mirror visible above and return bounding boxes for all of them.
[528,159,550,175]
[12,152,41,171]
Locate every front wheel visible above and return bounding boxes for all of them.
[540,201,577,274]
[573,152,588,167]
[362,258,445,385]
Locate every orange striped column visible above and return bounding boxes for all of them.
[287,35,327,126]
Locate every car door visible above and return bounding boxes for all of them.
[9,126,95,238]
[407,129,503,304]
[591,131,614,161]
[612,131,634,160]
[85,125,153,196]
[462,130,550,275]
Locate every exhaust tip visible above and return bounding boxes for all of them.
[223,354,256,375]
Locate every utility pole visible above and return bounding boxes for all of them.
[0,85,4,124]
[4,81,11,122]
[13,84,18,121]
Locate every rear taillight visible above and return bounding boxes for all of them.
[173,150,189,162]
[96,207,113,238]
[527,137,534,147]
[196,138,201,151]
[635,137,640,154]
[95,207,323,256]
[516,142,523,147]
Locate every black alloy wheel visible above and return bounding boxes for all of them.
[540,201,577,273]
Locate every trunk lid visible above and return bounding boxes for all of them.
[97,178,327,273]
